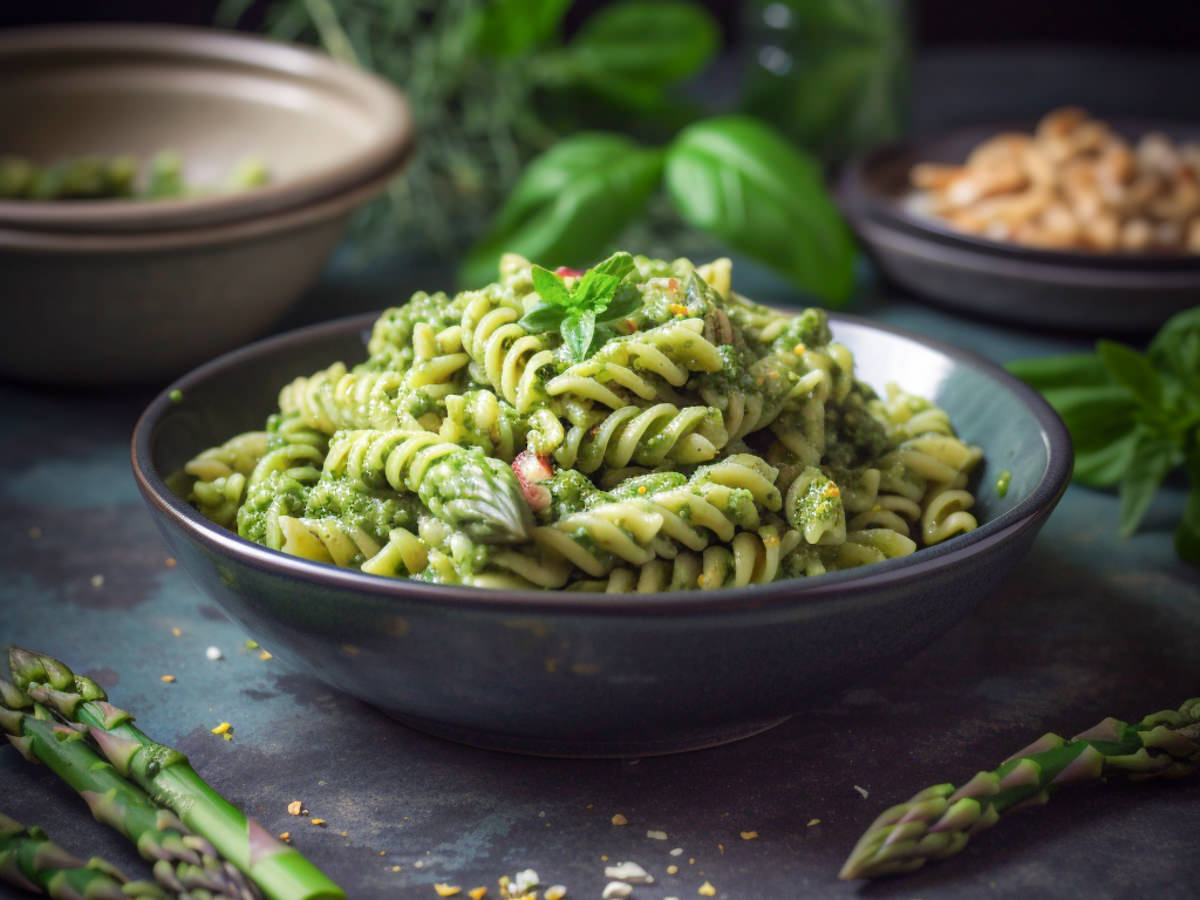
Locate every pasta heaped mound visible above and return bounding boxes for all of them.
[179,253,983,591]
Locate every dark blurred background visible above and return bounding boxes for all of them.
[4,1,1200,47]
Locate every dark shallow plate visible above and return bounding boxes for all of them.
[839,119,1200,333]
[132,312,1071,757]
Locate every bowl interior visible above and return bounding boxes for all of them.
[0,25,410,230]
[849,117,1200,270]
[148,312,1055,590]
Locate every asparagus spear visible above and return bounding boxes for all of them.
[840,697,1200,880]
[0,810,168,899]
[0,681,256,899]
[9,650,345,900]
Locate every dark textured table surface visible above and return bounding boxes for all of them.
[3,45,1200,900]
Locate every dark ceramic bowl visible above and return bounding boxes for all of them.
[132,312,1072,757]
[838,119,1200,333]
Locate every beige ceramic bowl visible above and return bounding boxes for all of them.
[0,24,414,385]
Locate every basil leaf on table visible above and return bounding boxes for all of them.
[1178,442,1200,564]
[473,0,571,57]
[557,0,720,109]
[1040,385,1138,487]
[664,116,856,305]
[1073,428,1142,488]
[1096,340,1163,409]
[462,134,663,287]
[1005,354,1112,392]
[1150,305,1200,396]
[1118,433,1179,537]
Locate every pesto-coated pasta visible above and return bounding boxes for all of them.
[178,253,983,591]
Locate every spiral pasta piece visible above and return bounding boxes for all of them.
[553,403,727,473]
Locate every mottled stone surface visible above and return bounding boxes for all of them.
[2,46,1199,900]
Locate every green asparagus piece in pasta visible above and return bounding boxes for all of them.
[9,649,345,900]
[0,810,168,899]
[0,679,258,899]
[323,431,533,544]
[839,697,1200,880]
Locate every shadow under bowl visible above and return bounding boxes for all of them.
[839,119,1200,334]
[132,312,1072,757]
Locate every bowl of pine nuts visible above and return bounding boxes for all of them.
[839,108,1200,332]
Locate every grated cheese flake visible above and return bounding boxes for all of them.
[667,865,679,875]
[309,818,325,826]
[160,675,175,683]
[171,627,182,637]
[278,832,290,842]
[433,884,461,897]
[544,886,567,900]
[611,813,628,826]
[807,818,820,827]
[698,881,716,896]
[210,722,231,735]
[647,830,668,841]
[468,889,488,900]
[287,801,303,816]
[739,831,758,840]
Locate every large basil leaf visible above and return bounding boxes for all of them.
[473,0,572,57]
[1096,340,1162,410]
[664,116,856,305]
[1041,385,1138,487]
[558,1,720,109]
[462,134,664,287]
[741,0,908,159]
[1006,354,1111,392]
[1178,441,1200,564]
[1118,433,1178,537]
[1150,305,1200,397]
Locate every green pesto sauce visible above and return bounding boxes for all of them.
[823,394,891,469]
[996,470,1012,498]
[546,469,607,519]
[787,472,843,532]
[771,307,832,354]
[610,471,687,499]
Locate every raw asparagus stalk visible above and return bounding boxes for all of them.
[0,681,256,899]
[0,810,168,899]
[9,649,345,900]
[840,697,1200,880]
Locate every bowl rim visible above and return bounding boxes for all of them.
[839,116,1200,271]
[132,310,1073,616]
[0,165,396,253]
[0,23,414,233]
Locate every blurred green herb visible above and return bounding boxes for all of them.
[467,115,856,306]
[741,0,909,160]
[220,0,720,257]
[1008,306,1200,563]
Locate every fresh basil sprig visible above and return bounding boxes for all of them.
[1008,306,1200,563]
[519,251,642,362]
